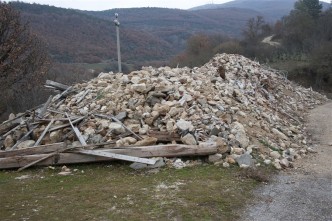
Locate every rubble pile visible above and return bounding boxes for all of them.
[0,53,328,170]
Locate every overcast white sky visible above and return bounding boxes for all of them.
[8,0,233,10]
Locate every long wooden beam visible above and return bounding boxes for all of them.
[0,144,217,169]
[0,143,66,158]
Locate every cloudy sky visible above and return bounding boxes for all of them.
[8,0,233,10]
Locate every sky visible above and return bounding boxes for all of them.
[7,0,233,10]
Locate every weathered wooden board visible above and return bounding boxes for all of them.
[0,118,21,136]
[77,150,157,165]
[45,80,69,91]
[0,143,66,158]
[0,144,217,169]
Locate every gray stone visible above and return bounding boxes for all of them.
[130,76,141,84]
[109,122,125,134]
[4,135,14,149]
[135,137,158,146]
[84,127,95,136]
[223,162,230,168]
[232,122,249,148]
[131,83,146,93]
[50,131,62,143]
[148,157,165,169]
[212,137,229,154]
[8,113,15,120]
[90,134,103,144]
[176,119,194,132]
[270,151,281,159]
[115,112,127,121]
[264,159,272,165]
[235,153,253,168]
[210,127,220,136]
[173,159,186,169]
[17,140,35,149]
[280,158,290,168]
[272,160,282,170]
[130,162,148,170]
[181,133,197,145]
[208,153,223,163]
[272,128,289,140]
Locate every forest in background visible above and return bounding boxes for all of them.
[172,0,332,95]
[0,0,331,121]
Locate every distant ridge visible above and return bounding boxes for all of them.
[190,0,330,21]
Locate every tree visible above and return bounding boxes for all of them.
[242,16,267,44]
[0,2,49,119]
[294,0,322,18]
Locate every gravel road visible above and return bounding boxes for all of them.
[242,102,332,221]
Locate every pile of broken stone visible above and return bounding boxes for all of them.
[0,53,328,170]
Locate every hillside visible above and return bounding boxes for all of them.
[11,2,263,65]
[84,7,262,47]
[11,3,176,64]
[191,0,330,21]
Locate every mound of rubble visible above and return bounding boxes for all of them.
[0,53,328,170]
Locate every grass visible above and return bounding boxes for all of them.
[0,163,264,221]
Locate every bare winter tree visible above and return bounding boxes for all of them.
[0,2,49,120]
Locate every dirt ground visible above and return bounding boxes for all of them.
[241,102,332,221]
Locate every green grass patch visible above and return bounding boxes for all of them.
[0,163,261,221]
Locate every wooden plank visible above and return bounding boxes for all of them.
[1,124,21,140]
[66,113,87,146]
[52,86,73,102]
[38,95,53,119]
[17,144,71,172]
[48,116,85,132]
[34,119,54,146]
[77,150,157,165]
[45,80,69,91]
[0,143,66,158]
[34,117,79,123]
[0,118,21,136]
[0,143,217,169]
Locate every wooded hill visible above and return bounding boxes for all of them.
[191,0,330,21]
[12,2,265,65]
[11,1,330,66]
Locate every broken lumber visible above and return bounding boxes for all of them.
[17,144,72,172]
[45,80,69,91]
[38,95,53,119]
[0,118,22,136]
[0,143,217,169]
[0,143,66,158]
[77,150,157,165]
[66,113,87,146]
[34,119,54,146]
[53,86,73,103]
[48,116,85,132]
